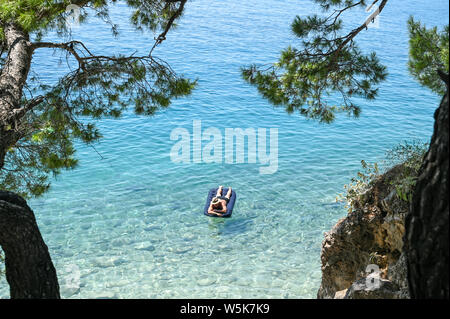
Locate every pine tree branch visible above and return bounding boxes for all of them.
[149,0,187,55]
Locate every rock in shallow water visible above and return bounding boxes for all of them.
[134,242,156,251]
[91,256,127,268]
[60,286,80,298]
[197,277,216,286]
[95,291,119,299]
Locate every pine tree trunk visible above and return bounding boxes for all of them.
[0,23,34,169]
[0,191,60,298]
[405,81,449,299]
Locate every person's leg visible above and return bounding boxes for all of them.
[217,185,223,196]
[225,187,232,199]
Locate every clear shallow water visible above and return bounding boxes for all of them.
[1,0,448,298]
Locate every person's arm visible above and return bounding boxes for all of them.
[208,204,222,216]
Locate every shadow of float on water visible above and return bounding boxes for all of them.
[207,214,256,237]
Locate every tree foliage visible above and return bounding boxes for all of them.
[0,0,194,198]
[242,0,388,123]
[340,140,429,211]
[407,17,449,96]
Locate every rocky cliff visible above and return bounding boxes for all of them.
[317,74,449,300]
[317,164,410,299]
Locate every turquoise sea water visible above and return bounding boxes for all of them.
[1,0,448,298]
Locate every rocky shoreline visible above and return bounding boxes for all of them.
[317,164,410,299]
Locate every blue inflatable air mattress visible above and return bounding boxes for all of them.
[204,187,236,218]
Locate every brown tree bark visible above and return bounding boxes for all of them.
[405,73,449,299]
[0,23,35,169]
[0,191,60,298]
[0,23,61,299]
